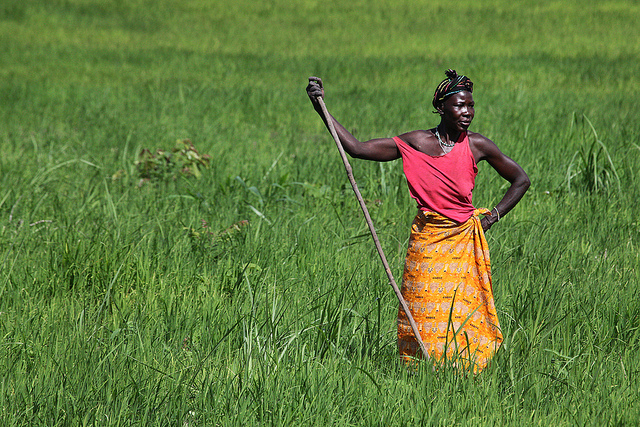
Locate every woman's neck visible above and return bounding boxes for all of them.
[436,124,460,145]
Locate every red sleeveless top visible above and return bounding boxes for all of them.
[394,132,478,223]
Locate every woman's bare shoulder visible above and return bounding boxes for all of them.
[468,131,498,150]
[467,131,504,162]
[397,129,432,144]
[467,131,493,144]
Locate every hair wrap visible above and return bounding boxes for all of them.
[432,69,474,111]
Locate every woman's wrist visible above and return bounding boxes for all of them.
[492,207,501,224]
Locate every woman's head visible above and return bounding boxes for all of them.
[432,69,473,112]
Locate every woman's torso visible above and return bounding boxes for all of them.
[394,131,478,223]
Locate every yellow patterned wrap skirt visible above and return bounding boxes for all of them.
[397,209,502,371]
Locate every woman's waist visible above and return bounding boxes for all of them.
[411,208,488,234]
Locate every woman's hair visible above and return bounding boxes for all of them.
[432,69,473,112]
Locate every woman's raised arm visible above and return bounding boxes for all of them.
[307,77,400,162]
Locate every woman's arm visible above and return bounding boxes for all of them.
[469,133,531,231]
[307,77,400,162]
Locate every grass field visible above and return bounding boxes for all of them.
[1,0,640,425]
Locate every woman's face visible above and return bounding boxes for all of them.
[439,91,475,132]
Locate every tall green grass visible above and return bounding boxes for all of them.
[1,0,640,425]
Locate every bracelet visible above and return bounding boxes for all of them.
[493,207,500,222]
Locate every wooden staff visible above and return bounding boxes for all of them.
[316,96,429,360]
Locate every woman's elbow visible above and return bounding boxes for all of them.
[520,174,531,192]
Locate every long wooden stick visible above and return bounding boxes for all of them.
[317,97,429,359]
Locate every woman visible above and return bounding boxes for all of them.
[306,70,530,371]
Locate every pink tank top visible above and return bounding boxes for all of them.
[394,132,478,223]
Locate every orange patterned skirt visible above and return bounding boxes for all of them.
[397,209,502,372]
